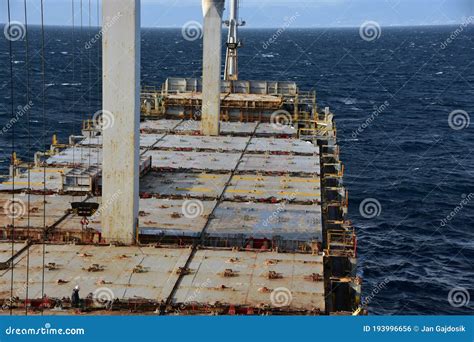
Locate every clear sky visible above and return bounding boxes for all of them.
[1,0,473,28]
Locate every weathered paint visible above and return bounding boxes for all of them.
[102,0,141,244]
[201,0,225,136]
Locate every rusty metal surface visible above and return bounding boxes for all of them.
[224,175,321,203]
[152,135,250,152]
[45,150,150,173]
[0,194,83,230]
[139,199,217,237]
[162,78,297,96]
[140,172,320,203]
[174,121,258,135]
[166,93,283,103]
[144,150,241,172]
[1,192,322,240]
[0,243,324,312]
[0,114,344,313]
[62,166,101,193]
[45,197,216,238]
[173,249,324,311]
[206,201,322,241]
[0,242,26,263]
[0,243,191,302]
[248,138,319,155]
[140,119,182,134]
[80,134,165,148]
[9,195,321,243]
[55,215,101,233]
[140,172,230,199]
[238,154,320,174]
[255,123,297,137]
[46,147,103,167]
[0,168,68,192]
[201,0,225,136]
[172,120,201,134]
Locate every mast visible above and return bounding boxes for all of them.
[224,0,244,81]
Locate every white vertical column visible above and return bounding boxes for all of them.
[201,0,225,136]
[102,0,140,244]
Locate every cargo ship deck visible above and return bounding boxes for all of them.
[0,75,359,315]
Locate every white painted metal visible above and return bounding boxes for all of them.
[201,0,225,136]
[224,0,243,81]
[102,0,141,244]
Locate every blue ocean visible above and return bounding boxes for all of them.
[0,26,473,315]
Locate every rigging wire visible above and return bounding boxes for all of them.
[71,0,76,205]
[96,0,100,170]
[40,0,47,316]
[80,0,84,164]
[6,0,16,317]
[23,0,31,316]
[88,0,92,170]
[72,0,76,177]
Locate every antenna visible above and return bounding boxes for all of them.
[224,0,245,81]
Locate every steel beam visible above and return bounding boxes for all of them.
[102,0,141,244]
